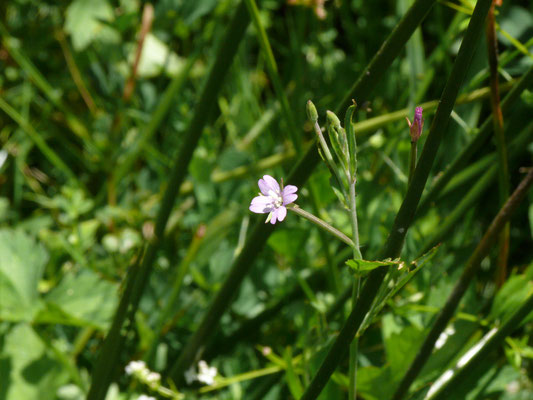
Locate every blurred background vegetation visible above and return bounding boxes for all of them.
[0,0,532,399]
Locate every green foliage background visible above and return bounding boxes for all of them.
[0,0,533,399]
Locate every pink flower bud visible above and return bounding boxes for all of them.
[406,107,424,142]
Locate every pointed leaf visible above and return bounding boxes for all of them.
[346,258,403,273]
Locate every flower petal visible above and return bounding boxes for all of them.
[276,206,287,222]
[250,196,274,213]
[283,193,298,205]
[258,175,280,195]
[283,185,298,195]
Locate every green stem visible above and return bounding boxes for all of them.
[408,141,417,185]
[300,0,491,397]
[287,205,354,248]
[486,4,510,285]
[348,180,362,400]
[391,166,533,400]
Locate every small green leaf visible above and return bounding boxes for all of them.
[346,258,403,273]
[330,176,349,209]
[0,228,47,322]
[65,0,118,51]
[344,103,358,180]
[327,123,349,176]
[284,347,303,399]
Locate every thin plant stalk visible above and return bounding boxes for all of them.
[287,205,354,248]
[486,2,510,286]
[123,3,154,102]
[391,166,533,400]
[348,179,362,400]
[168,0,438,382]
[55,29,98,115]
[346,105,362,400]
[86,4,251,399]
[300,0,492,397]
[408,141,417,185]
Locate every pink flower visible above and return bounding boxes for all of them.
[249,175,298,224]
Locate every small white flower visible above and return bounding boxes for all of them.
[197,360,217,385]
[146,372,161,384]
[137,395,156,400]
[125,360,147,375]
[184,365,197,385]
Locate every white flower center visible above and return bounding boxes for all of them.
[268,189,283,208]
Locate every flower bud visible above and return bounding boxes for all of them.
[306,100,318,122]
[326,110,341,129]
[406,106,424,142]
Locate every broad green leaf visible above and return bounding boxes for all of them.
[0,324,68,400]
[36,269,118,330]
[383,318,425,379]
[356,366,396,400]
[65,0,119,51]
[0,228,47,322]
